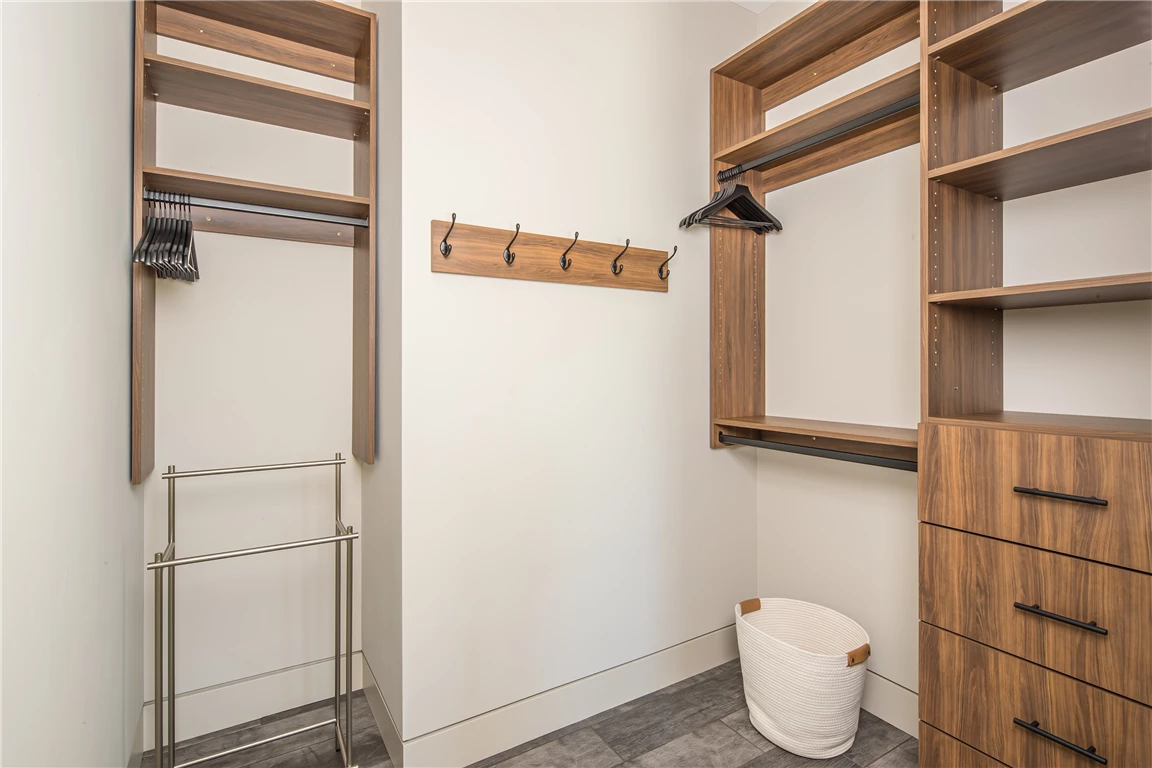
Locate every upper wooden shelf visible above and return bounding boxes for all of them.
[143,166,369,219]
[928,273,1152,311]
[145,53,370,139]
[928,1,1152,92]
[715,415,918,449]
[929,109,1152,200]
[930,412,1152,442]
[156,0,372,58]
[714,0,917,110]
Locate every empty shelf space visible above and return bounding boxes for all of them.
[930,412,1152,442]
[929,110,1152,200]
[715,64,919,169]
[928,273,1152,310]
[144,53,370,139]
[928,0,1152,92]
[143,167,370,219]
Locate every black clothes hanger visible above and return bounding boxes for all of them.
[679,176,783,235]
[134,190,200,281]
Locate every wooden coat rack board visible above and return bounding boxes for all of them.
[430,219,671,292]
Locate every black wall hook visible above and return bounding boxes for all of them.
[560,232,578,270]
[658,246,677,280]
[503,224,519,265]
[611,239,630,275]
[439,213,456,257]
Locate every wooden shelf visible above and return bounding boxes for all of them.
[144,53,370,139]
[928,273,1152,310]
[714,0,917,109]
[930,412,1152,442]
[143,167,369,219]
[715,415,918,464]
[929,110,1152,200]
[928,1,1152,92]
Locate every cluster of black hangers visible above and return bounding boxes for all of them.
[133,191,201,282]
[679,173,783,235]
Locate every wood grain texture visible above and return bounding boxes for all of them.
[190,206,354,247]
[928,411,1152,441]
[710,73,766,447]
[351,24,376,464]
[919,624,1152,768]
[143,166,370,218]
[923,1,1002,46]
[430,221,669,293]
[155,4,356,82]
[714,1,916,90]
[920,524,1152,705]
[144,53,370,139]
[919,423,1152,572]
[714,415,917,447]
[156,0,373,58]
[716,64,920,167]
[919,722,1007,768]
[925,305,1002,420]
[929,1,1152,92]
[760,6,920,112]
[930,109,1152,200]
[928,272,1152,310]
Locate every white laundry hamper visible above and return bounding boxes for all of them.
[735,597,871,759]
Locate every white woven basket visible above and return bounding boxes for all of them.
[735,598,871,759]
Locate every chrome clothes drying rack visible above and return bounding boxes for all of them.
[147,454,360,768]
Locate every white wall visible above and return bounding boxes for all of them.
[753,1,1152,738]
[2,3,141,765]
[396,1,760,743]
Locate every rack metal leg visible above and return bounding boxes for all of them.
[168,467,177,768]
[154,553,164,768]
[346,529,354,767]
[334,523,342,752]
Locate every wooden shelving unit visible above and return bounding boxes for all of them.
[928,272,1152,310]
[715,415,918,465]
[929,411,1152,442]
[132,0,377,483]
[928,0,1152,92]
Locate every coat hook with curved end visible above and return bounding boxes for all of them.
[658,246,678,280]
[503,223,520,265]
[611,239,630,275]
[439,213,456,257]
[560,232,578,270]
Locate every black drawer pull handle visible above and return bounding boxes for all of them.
[1013,718,1106,765]
[1013,486,1108,507]
[1013,602,1108,635]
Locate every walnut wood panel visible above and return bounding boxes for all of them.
[190,206,353,247]
[926,305,1002,420]
[143,167,370,219]
[710,74,766,448]
[144,53,370,139]
[716,64,920,167]
[920,624,1152,768]
[715,415,918,447]
[156,0,372,58]
[430,221,669,293]
[760,7,920,112]
[714,1,916,91]
[351,27,376,465]
[929,411,1152,442]
[929,272,1152,310]
[920,524,1152,705]
[930,109,1152,201]
[132,0,158,485]
[919,723,1007,768]
[923,1,1002,46]
[929,1,1152,92]
[920,423,1152,572]
[758,108,919,193]
[155,4,356,82]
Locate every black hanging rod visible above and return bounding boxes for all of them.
[717,432,917,473]
[716,94,921,184]
[143,189,369,229]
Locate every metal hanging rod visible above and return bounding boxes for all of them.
[716,94,921,184]
[718,433,917,472]
[143,189,369,229]
[148,531,358,571]
[161,457,346,479]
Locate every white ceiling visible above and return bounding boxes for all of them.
[731,1,776,14]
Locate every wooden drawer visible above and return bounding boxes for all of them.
[920,423,1152,573]
[920,623,1152,768]
[920,722,1006,767]
[920,524,1152,705]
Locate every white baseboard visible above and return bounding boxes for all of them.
[142,653,364,751]
[861,670,917,738]
[398,625,738,768]
[362,656,406,768]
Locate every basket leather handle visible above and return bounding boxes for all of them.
[738,598,761,616]
[846,643,871,667]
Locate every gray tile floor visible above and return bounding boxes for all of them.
[147,660,915,768]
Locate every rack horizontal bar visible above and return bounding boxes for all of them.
[144,189,369,228]
[147,532,359,570]
[718,432,918,472]
[175,717,338,768]
[161,457,346,480]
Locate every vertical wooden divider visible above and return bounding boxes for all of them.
[352,18,377,464]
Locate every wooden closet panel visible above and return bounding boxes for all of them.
[920,423,1152,572]
[919,722,1006,768]
[920,524,1152,705]
[920,624,1152,768]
